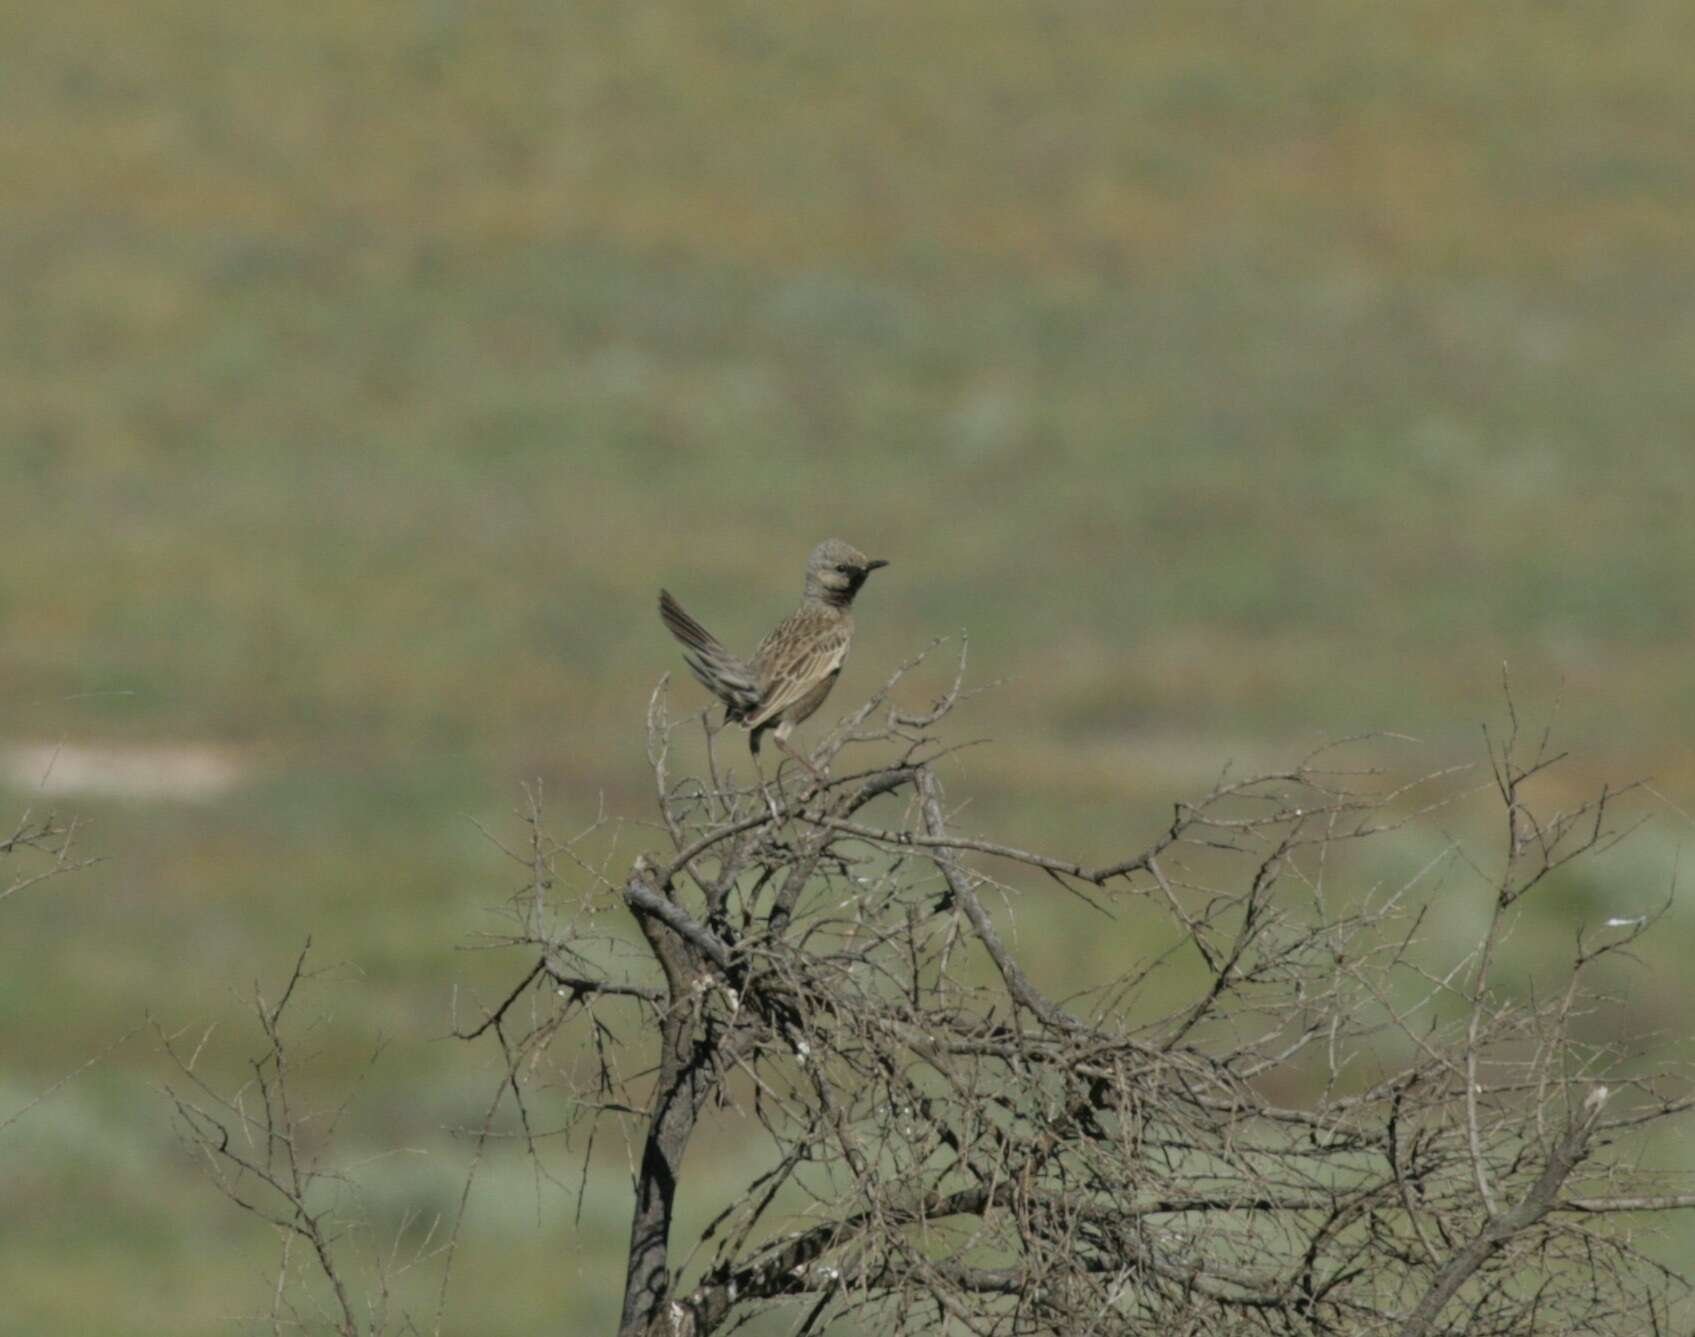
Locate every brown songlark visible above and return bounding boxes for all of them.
[659,539,889,773]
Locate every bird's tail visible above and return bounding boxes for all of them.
[658,590,762,719]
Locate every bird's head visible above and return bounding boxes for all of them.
[805,538,889,606]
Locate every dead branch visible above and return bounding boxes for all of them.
[179,661,1695,1335]
[451,667,1694,1335]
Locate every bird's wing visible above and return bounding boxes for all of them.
[658,590,761,714]
[746,610,851,731]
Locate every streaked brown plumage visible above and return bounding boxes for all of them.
[659,539,889,770]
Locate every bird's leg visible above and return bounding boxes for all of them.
[748,728,787,818]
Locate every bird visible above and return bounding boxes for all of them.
[659,539,889,775]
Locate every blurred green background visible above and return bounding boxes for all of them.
[4,0,1694,1330]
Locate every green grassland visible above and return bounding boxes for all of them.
[4,1,1695,1331]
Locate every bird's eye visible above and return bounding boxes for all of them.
[835,564,851,573]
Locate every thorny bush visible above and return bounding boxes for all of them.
[172,646,1695,1336]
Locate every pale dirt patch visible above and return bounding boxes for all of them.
[1,742,247,801]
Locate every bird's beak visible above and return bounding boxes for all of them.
[864,558,890,572]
